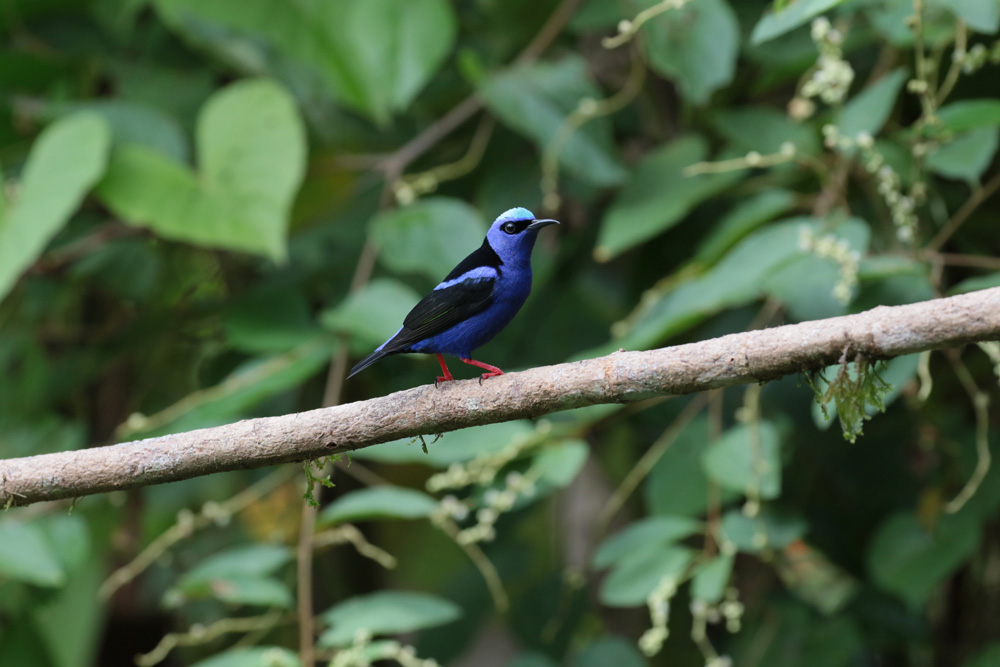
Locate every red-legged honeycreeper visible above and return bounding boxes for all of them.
[348,207,559,384]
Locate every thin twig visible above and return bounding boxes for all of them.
[926,169,1000,252]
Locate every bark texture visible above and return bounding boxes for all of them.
[3,287,999,507]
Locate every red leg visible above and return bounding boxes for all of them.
[461,358,504,383]
[435,354,454,385]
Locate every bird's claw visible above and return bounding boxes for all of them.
[435,376,453,387]
[478,370,504,385]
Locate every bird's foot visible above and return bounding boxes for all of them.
[478,369,504,385]
[434,355,454,387]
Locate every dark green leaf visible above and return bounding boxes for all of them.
[691,554,734,603]
[720,507,807,553]
[839,69,908,139]
[702,421,781,499]
[0,521,65,587]
[533,440,589,488]
[926,127,1000,183]
[599,545,696,607]
[317,486,438,526]
[190,647,301,667]
[642,0,739,104]
[370,198,487,281]
[937,100,1000,133]
[593,516,703,568]
[318,591,461,647]
[321,278,421,348]
[751,0,845,44]
[595,135,740,261]
[480,56,627,187]
[573,636,647,667]
[868,510,981,606]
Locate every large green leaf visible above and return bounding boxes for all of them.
[702,421,782,499]
[318,591,461,647]
[641,0,739,104]
[839,68,908,139]
[599,545,696,607]
[926,127,1000,183]
[321,278,421,350]
[355,420,536,466]
[932,0,1000,33]
[533,440,590,488]
[593,516,702,568]
[691,554,734,604]
[155,0,455,124]
[480,56,627,187]
[317,486,439,526]
[751,0,845,44]
[595,135,740,261]
[0,521,65,587]
[190,647,301,667]
[573,636,647,667]
[719,507,807,553]
[97,79,305,260]
[370,198,487,281]
[171,544,294,609]
[868,510,981,607]
[0,112,110,302]
[937,100,1000,133]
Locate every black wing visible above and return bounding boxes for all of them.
[346,276,496,378]
[391,276,496,350]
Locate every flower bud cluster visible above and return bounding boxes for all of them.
[952,40,1000,75]
[798,226,861,305]
[801,18,855,105]
[823,125,920,243]
[332,630,441,667]
[427,433,542,544]
[638,576,677,657]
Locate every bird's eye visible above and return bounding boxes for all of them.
[502,222,518,234]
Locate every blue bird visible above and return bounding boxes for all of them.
[348,207,559,384]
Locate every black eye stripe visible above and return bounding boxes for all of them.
[501,219,532,234]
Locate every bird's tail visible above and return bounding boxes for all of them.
[347,346,402,379]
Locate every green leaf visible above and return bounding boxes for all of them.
[47,100,189,162]
[533,440,589,488]
[97,79,305,260]
[641,0,739,104]
[185,544,292,580]
[480,56,627,187]
[693,189,797,266]
[868,510,981,607]
[751,0,845,44]
[932,0,1000,33]
[573,636,647,667]
[506,654,559,667]
[0,521,66,587]
[691,554,734,603]
[318,591,462,647]
[321,278,421,349]
[599,545,696,607]
[355,420,536,466]
[720,507,807,553]
[937,100,1000,133]
[839,68,908,139]
[180,576,293,608]
[190,647,301,667]
[926,127,1000,183]
[593,516,702,568]
[645,416,739,516]
[702,421,782,499]
[155,0,456,124]
[317,486,438,526]
[949,272,1000,295]
[595,135,740,261]
[224,288,319,354]
[119,337,334,439]
[370,198,487,281]
[619,217,846,349]
[712,107,821,155]
[0,112,110,302]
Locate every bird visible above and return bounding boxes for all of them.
[348,206,559,384]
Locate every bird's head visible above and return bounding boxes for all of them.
[486,207,559,265]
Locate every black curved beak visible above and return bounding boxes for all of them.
[527,218,560,231]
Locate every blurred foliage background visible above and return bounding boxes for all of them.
[2,0,1000,665]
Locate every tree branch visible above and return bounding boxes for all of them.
[3,288,1000,508]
